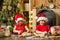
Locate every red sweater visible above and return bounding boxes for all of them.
[13,24,26,34]
[36,24,50,32]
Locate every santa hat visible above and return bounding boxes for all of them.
[15,13,24,23]
[37,12,48,22]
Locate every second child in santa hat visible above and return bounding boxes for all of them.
[34,12,50,37]
[13,13,31,36]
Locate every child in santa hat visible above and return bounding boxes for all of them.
[13,13,31,36]
[34,12,50,37]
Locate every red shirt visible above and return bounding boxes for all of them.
[36,24,50,32]
[13,24,26,34]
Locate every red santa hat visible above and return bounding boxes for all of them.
[15,13,24,23]
[37,12,48,22]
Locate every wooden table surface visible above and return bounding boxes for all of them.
[0,36,60,40]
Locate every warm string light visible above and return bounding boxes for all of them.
[29,11,33,33]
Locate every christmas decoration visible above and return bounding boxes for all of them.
[5,25,11,36]
[49,3,54,9]
[25,3,29,11]
[50,27,56,34]
[48,0,55,9]
[0,29,5,37]
[8,6,12,10]
[11,17,14,20]
[0,0,24,25]
[17,3,20,8]
[0,0,24,36]
[2,6,7,10]
[0,25,5,37]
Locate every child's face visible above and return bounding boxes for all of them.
[18,20,23,24]
[40,20,45,25]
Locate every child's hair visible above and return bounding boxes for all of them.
[37,20,47,25]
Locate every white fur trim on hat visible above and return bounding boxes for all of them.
[37,17,48,22]
[15,18,24,23]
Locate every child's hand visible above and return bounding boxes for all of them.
[25,26,29,32]
[18,31,20,34]
[18,31,21,34]
[38,33,45,37]
[27,30,30,33]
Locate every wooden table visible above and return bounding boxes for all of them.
[0,36,60,40]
